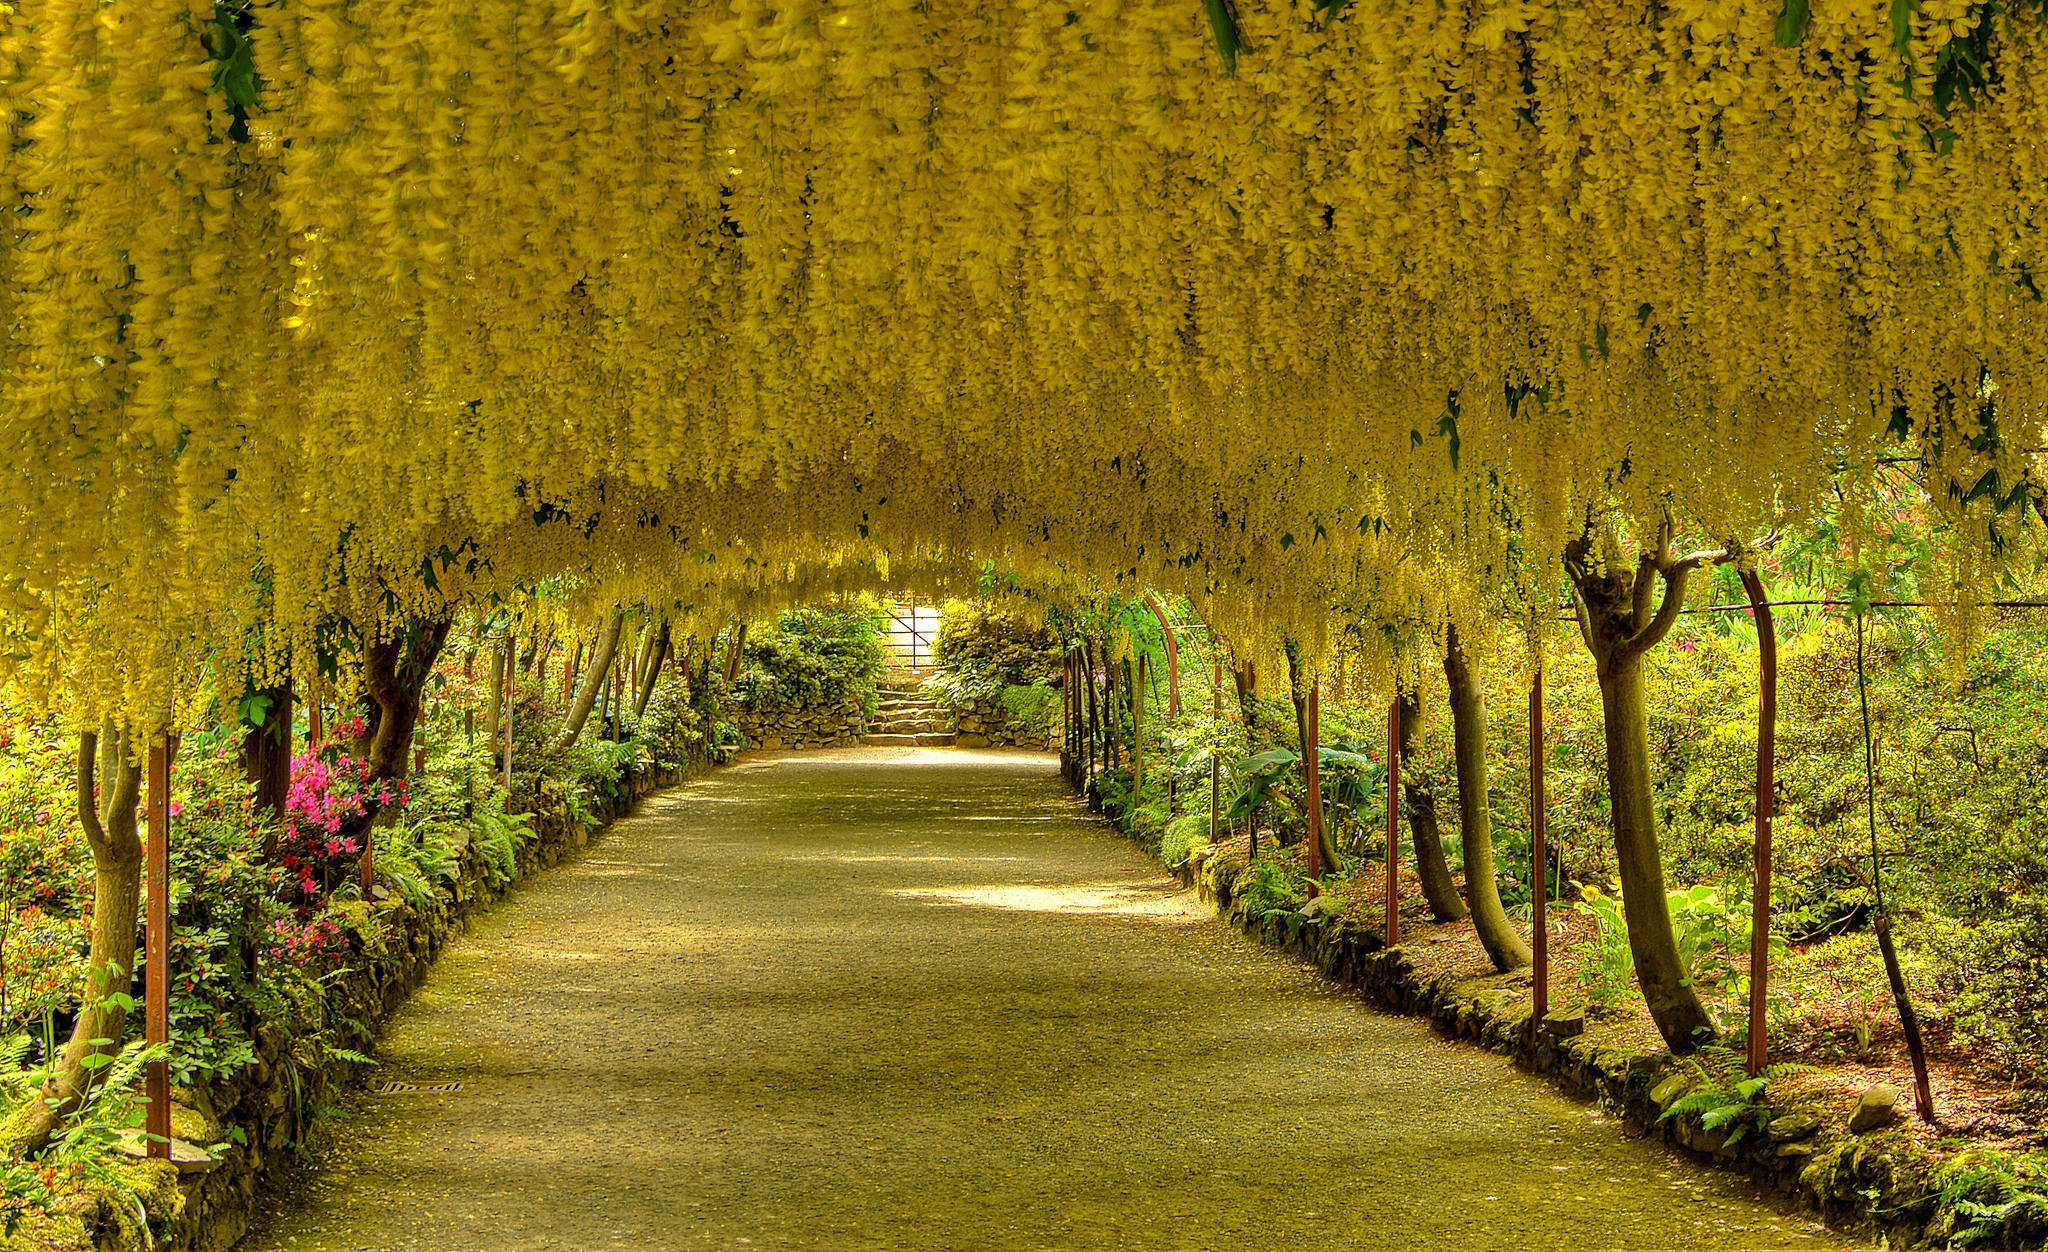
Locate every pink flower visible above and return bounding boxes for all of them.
[168,801,184,818]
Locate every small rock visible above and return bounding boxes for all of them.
[1299,894,1336,919]
[1541,1008,1586,1038]
[1775,1139,1822,1160]
[116,1131,217,1175]
[1650,1073,1692,1110]
[1767,1111,1820,1142]
[1849,1083,1900,1133]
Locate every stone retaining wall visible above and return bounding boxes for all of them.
[732,702,867,750]
[1166,841,1973,1250]
[950,694,1057,750]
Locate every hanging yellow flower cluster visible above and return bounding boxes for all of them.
[0,0,2041,719]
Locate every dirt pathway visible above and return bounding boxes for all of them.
[244,748,1840,1251]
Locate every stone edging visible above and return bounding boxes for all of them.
[1152,839,1964,1250]
[82,762,691,1252]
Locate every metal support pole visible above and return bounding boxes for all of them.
[146,728,172,1158]
[1384,694,1400,947]
[1132,654,1145,809]
[1531,667,1548,1024]
[503,633,517,802]
[1084,643,1098,788]
[1209,661,1221,847]
[1143,594,1181,716]
[1303,680,1323,888]
[1740,569,1777,1075]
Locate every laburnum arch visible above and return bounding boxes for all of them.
[4,0,2047,1149]
[0,0,2043,712]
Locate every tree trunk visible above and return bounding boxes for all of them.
[0,729,144,1158]
[242,681,294,855]
[634,619,671,718]
[1443,626,1530,971]
[723,623,749,685]
[1398,687,1467,923]
[1567,519,1724,1053]
[1285,644,1341,870]
[483,637,508,747]
[356,613,454,799]
[558,613,623,748]
[1595,651,1713,1048]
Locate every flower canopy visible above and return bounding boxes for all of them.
[1,0,2042,713]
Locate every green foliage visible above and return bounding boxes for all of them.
[1574,880,1778,1015]
[372,814,460,908]
[932,600,1062,698]
[1573,882,1635,1010]
[1656,1047,1815,1148]
[470,803,534,889]
[1933,1150,2048,1247]
[0,1033,170,1231]
[1234,859,1307,920]
[1158,813,1213,868]
[733,607,888,713]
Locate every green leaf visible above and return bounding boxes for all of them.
[1317,747,1378,772]
[1201,0,1242,74]
[1236,748,1301,773]
[1889,0,1918,56]
[1775,0,1811,46]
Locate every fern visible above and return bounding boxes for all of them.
[1657,1049,1816,1148]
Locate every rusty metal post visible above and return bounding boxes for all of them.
[503,633,516,802]
[1132,654,1146,810]
[1531,667,1548,1024]
[1209,661,1222,847]
[1384,694,1400,947]
[1143,595,1181,716]
[1303,679,1324,888]
[1740,569,1777,1075]
[1084,643,1099,787]
[145,728,172,1158]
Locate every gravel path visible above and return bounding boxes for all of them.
[244,748,1842,1251]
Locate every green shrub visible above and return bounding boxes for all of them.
[932,600,1062,697]
[732,607,888,713]
[1159,813,1213,867]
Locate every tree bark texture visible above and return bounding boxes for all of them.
[1567,520,1722,1052]
[1398,687,1467,923]
[0,729,145,1157]
[1443,625,1530,971]
[558,613,624,749]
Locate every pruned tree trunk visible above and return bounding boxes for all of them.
[558,613,623,748]
[0,727,145,1158]
[634,619,671,718]
[1443,624,1530,971]
[1567,516,1725,1052]
[1284,642,1342,871]
[483,636,508,747]
[356,613,455,805]
[1398,687,1467,923]
[242,681,294,855]
[722,622,749,685]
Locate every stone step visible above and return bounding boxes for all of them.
[875,697,939,711]
[862,732,958,748]
[874,718,950,734]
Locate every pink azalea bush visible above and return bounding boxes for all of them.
[279,717,405,900]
